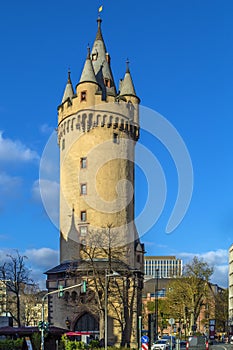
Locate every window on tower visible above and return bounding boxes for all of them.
[80,183,87,195]
[80,226,87,236]
[81,91,87,101]
[92,53,98,61]
[104,78,111,87]
[80,157,87,169]
[80,211,87,222]
[113,133,119,144]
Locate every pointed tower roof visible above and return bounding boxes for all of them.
[79,46,98,85]
[67,207,78,242]
[119,60,137,97]
[62,70,74,103]
[90,18,116,96]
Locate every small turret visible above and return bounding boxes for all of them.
[119,60,138,98]
[78,46,98,86]
[61,70,74,103]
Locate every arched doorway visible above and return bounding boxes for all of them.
[74,312,99,332]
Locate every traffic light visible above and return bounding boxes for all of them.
[38,321,49,331]
[38,321,44,330]
[58,285,64,298]
[81,280,87,294]
[44,322,49,331]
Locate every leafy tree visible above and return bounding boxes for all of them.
[214,288,228,332]
[164,256,214,334]
[143,298,170,333]
[0,250,34,326]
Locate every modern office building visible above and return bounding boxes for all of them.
[144,256,182,279]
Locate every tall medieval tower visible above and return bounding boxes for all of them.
[46,18,144,347]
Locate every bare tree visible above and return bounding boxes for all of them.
[0,250,34,326]
[67,225,142,347]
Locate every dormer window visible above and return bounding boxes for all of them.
[104,78,111,88]
[81,91,87,101]
[92,53,98,61]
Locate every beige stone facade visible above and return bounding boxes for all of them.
[46,18,144,347]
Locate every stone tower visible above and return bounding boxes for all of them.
[46,18,144,347]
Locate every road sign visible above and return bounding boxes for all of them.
[141,335,149,344]
[142,343,148,350]
[169,318,175,325]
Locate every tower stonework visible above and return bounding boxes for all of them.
[46,18,144,347]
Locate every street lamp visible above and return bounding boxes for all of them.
[105,270,120,350]
[154,268,159,342]
[65,317,71,329]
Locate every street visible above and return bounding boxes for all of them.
[210,344,233,350]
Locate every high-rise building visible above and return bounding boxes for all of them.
[144,256,182,279]
[45,17,144,347]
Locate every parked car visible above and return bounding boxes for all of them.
[161,335,176,348]
[180,340,187,349]
[186,335,208,350]
[151,339,170,350]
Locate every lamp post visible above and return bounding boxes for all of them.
[154,268,159,342]
[105,270,120,350]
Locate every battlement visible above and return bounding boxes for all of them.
[58,102,139,148]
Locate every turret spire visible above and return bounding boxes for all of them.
[79,46,98,85]
[90,18,116,98]
[119,59,137,97]
[95,17,105,44]
[61,69,74,103]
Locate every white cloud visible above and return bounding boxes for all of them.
[0,171,22,195]
[0,131,39,163]
[40,124,54,135]
[24,247,58,269]
[0,171,21,187]
[177,249,228,288]
[25,247,59,289]
[32,179,59,227]
[0,248,59,290]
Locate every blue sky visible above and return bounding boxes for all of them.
[0,0,232,288]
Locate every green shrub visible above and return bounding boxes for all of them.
[0,338,23,350]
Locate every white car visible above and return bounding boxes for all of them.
[151,339,170,350]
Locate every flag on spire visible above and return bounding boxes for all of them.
[98,5,103,12]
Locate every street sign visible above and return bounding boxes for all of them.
[169,318,175,325]
[141,335,149,344]
[142,344,148,350]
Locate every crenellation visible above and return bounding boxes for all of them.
[58,108,139,148]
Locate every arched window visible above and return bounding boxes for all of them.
[74,312,99,332]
